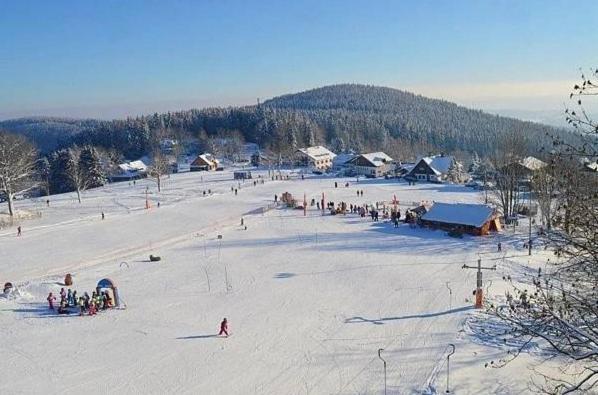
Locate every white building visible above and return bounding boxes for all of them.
[110,160,148,181]
[296,146,336,170]
[332,152,357,172]
[191,153,220,171]
[346,152,394,177]
[406,155,455,182]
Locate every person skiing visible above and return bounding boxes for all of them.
[59,288,66,302]
[219,318,229,337]
[17,226,22,237]
[47,292,56,310]
[497,242,502,252]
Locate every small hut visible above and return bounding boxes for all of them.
[419,202,500,236]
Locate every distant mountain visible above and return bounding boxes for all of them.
[262,84,572,157]
[0,84,575,159]
[0,117,102,152]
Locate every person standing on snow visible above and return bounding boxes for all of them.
[219,318,229,337]
[67,289,73,306]
[47,292,56,310]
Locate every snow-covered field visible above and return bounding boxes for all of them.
[0,169,555,394]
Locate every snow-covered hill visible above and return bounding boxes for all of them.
[0,169,559,394]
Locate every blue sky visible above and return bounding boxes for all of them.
[1,0,597,121]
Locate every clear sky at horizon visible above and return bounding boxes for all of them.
[1,0,597,121]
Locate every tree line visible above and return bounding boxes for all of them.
[0,84,580,164]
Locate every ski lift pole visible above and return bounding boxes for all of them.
[304,192,307,217]
[446,344,455,393]
[462,257,496,308]
[378,348,387,395]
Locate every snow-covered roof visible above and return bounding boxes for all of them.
[118,160,147,172]
[419,155,454,175]
[358,152,393,167]
[421,202,495,228]
[333,153,357,166]
[399,163,416,172]
[197,154,219,165]
[519,156,547,171]
[297,146,336,161]
[584,162,598,172]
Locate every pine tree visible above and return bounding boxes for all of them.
[37,156,50,196]
[49,149,73,194]
[79,145,106,188]
[446,158,467,184]
[469,152,481,174]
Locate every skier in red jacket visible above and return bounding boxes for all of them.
[219,318,229,337]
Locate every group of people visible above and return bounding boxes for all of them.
[318,197,424,229]
[47,287,113,316]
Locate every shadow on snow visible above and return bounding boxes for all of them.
[345,305,474,325]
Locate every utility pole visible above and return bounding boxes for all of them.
[304,193,307,217]
[378,348,387,395]
[462,258,496,308]
[145,186,150,209]
[528,208,533,256]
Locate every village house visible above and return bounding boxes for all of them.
[295,146,336,170]
[581,158,598,173]
[419,202,501,236]
[251,151,273,167]
[345,152,394,177]
[332,152,357,173]
[191,154,219,171]
[109,160,148,182]
[171,157,191,173]
[501,156,547,190]
[405,155,456,183]
[159,138,178,154]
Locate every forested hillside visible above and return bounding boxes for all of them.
[0,117,102,152]
[0,84,574,160]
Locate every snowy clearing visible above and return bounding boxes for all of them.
[0,169,557,394]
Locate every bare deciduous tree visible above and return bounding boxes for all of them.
[148,150,170,192]
[532,162,559,230]
[488,69,598,394]
[64,147,90,204]
[0,131,38,216]
[489,129,529,219]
